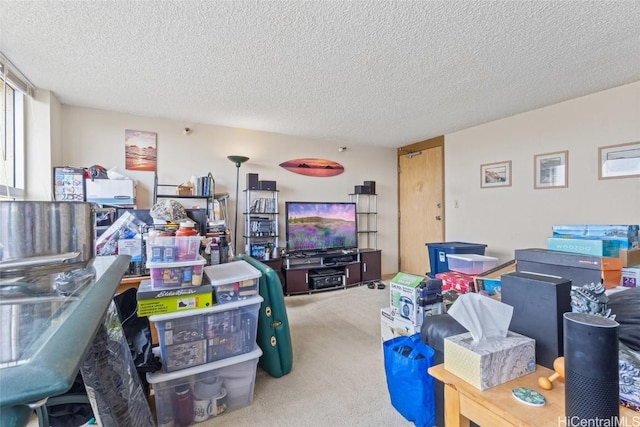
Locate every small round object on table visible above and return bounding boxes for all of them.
[512,387,546,407]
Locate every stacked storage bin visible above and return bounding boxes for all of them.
[145,236,263,425]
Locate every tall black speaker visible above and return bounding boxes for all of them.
[564,312,619,424]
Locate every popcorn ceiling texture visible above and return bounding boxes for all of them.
[1,1,639,147]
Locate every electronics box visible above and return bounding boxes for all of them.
[150,296,263,372]
[426,242,487,277]
[147,256,207,289]
[204,260,261,304]
[547,237,621,257]
[446,254,498,275]
[515,248,623,289]
[117,238,142,263]
[85,179,136,205]
[136,279,214,317]
[147,346,262,426]
[380,307,418,342]
[444,330,535,390]
[390,272,425,326]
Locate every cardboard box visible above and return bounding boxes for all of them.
[435,271,475,293]
[380,307,419,342]
[85,179,136,205]
[473,259,516,295]
[552,224,639,251]
[136,279,214,316]
[621,267,640,288]
[444,331,536,390]
[390,272,425,325]
[547,237,620,257]
[620,248,640,268]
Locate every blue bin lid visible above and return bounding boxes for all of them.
[426,241,487,249]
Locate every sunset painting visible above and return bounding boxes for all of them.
[279,158,344,177]
[125,129,157,171]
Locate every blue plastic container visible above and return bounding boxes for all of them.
[426,242,487,277]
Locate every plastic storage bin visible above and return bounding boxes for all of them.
[147,235,203,263]
[446,254,498,275]
[204,260,261,304]
[426,242,487,277]
[147,255,207,289]
[150,296,263,372]
[148,346,263,426]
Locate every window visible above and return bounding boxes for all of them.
[1,57,28,200]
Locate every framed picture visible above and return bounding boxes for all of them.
[480,160,512,188]
[534,150,568,189]
[598,141,640,180]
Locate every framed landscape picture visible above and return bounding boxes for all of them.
[598,141,640,180]
[480,160,512,188]
[534,150,568,189]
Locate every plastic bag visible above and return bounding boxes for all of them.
[383,333,435,427]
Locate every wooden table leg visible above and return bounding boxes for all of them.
[444,383,470,427]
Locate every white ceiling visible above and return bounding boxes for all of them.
[1,1,640,148]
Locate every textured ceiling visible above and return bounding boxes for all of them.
[1,1,640,148]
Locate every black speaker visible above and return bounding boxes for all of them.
[258,180,276,191]
[501,272,571,369]
[246,173,259,190]
[564,312,619,424]
[363,180,376,194]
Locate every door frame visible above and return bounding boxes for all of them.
[397,135,445,273]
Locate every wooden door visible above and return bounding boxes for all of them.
[398,137,444,276]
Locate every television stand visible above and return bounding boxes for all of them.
[282,250,363,295]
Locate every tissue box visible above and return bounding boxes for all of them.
[444,331,536,390]
[390,272,425,325]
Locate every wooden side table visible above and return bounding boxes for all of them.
[428,363,636,427]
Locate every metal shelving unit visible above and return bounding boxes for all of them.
[349,193,377,250]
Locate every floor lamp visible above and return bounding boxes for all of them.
[227,155,249,255]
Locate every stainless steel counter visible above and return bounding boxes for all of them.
[0,255,131,427]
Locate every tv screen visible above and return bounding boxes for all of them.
[285,202,358,253]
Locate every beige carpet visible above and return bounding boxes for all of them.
[203,282,413,427]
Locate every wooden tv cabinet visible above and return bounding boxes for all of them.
[282,249,381,295]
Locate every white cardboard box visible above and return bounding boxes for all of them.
[621,267,640,288]
[380,307,419,342]
[86,179,136,205]
[444,331,536,390]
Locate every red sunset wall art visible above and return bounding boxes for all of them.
[279,158,344,177]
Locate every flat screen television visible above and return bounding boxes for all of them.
[285,202,358,253]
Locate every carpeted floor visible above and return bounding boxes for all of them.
[203,282,413,427]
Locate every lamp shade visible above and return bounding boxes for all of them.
[227,155,249,167]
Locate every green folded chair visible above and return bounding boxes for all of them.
[237,255,293,378]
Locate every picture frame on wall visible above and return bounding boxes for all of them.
[598,141,640,180]
[480,160,512,188]
[534,150,568,189]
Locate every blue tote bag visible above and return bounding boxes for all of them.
[383,333,435,427]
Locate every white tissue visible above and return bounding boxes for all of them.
[447,293,513,343]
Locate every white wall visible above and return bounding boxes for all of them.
[60,106,399,275]
[444,81,640,263]
[25,89,61,200]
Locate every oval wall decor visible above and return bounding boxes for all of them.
[279,158,345,177]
